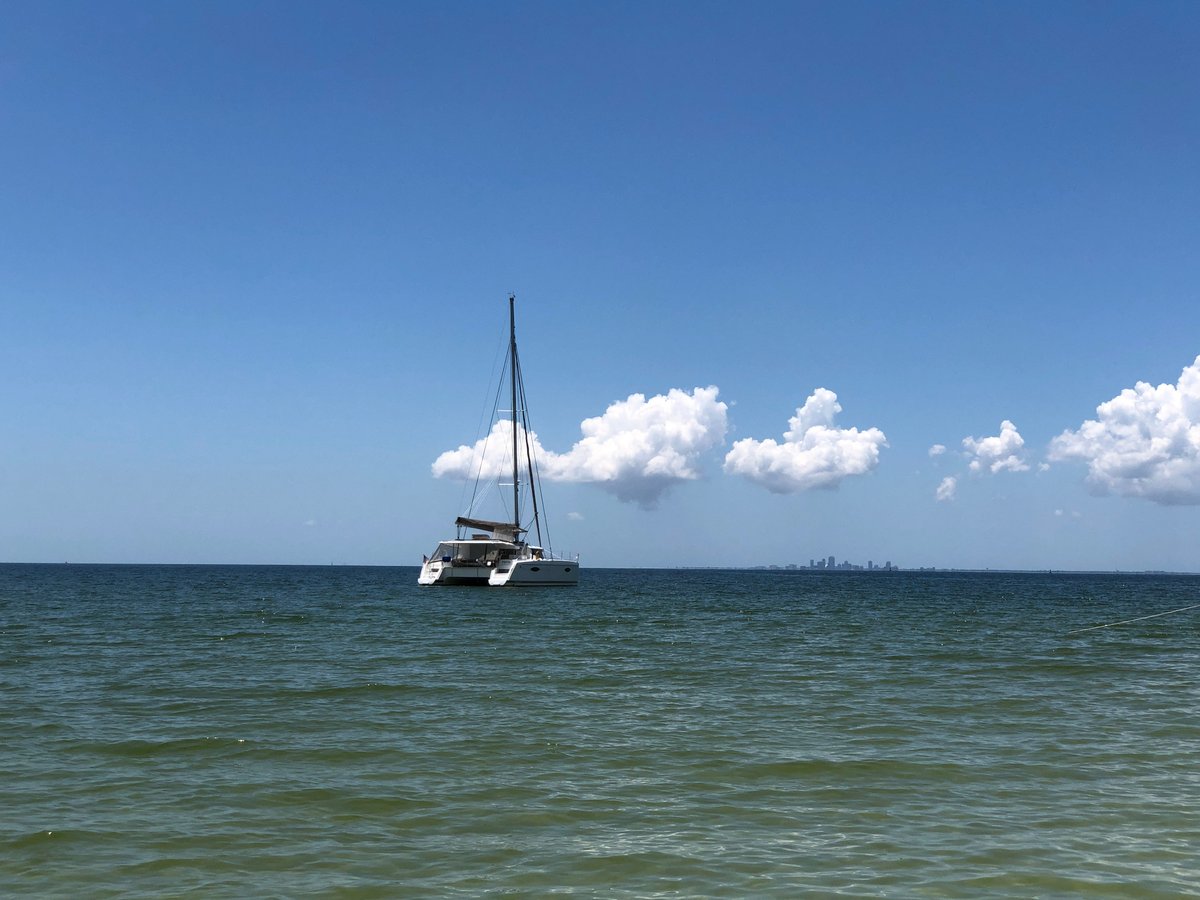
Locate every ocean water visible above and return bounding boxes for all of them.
[2,564,1198,898]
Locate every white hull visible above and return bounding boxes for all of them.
[489,558,578,586]
[416,560,492,586]
[418,556,578,587]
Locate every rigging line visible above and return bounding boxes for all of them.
[459,319,509,518]
[528,436,547,550]
[466,343,510,520]
[1065,603,1200,635]
[516,353,545,549]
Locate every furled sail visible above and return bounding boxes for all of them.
[455,516,525,542]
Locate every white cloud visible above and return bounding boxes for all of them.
[936,476,957,502]
[431,418,541,482]
[962,420,1030,474]
[566,511,584,521]
[432,386,729,508]
[929,444,947,457]
[1048,356,1200,505]
[723,388,887,493]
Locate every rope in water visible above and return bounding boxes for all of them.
[1066,603,1200,635]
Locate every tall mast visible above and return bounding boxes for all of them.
[509,294,519,534]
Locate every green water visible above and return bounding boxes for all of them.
[2,564,1198,897]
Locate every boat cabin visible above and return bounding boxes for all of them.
[430,539,519,567]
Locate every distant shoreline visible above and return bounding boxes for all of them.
[1,561,1197,576]
[686,566,1200,576]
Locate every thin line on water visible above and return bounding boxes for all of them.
[1066,602,1200,635]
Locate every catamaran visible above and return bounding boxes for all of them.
[418,295,580,586]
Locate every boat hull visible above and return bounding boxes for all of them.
[417,561,493,586]
[418,557,579,586]
[489,558,579,586]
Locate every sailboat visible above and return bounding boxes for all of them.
[417,295,580,586]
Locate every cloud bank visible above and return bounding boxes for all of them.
[963,420,1030,474]
[1048,356,1200,505]
[432,386,729,508]
[723,389,887,493]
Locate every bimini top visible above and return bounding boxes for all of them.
[455,516,526,543]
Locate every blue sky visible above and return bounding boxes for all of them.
[3,1,1199,570]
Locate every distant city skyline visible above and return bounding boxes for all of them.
[756,556,899,572]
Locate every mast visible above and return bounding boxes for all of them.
[509,294,519,535]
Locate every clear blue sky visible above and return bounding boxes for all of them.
[3,1,1198,570]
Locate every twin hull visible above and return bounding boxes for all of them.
[418,557,578,587]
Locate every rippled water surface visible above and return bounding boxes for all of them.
[2,564,1199,897]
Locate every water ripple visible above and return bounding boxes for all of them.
[2,565,1199,896]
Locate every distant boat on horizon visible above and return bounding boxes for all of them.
[417,295,579,587]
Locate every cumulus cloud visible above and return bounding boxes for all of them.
[962,420,1030,474]
[723,388,887,493]
[566,511,584,521]
[936,476,957,502]
[432,418,545,481]
[433,386,729,508]
[1048,356,1200,505]
[929,444,947,457]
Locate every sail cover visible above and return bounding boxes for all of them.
[455,516,525,541]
